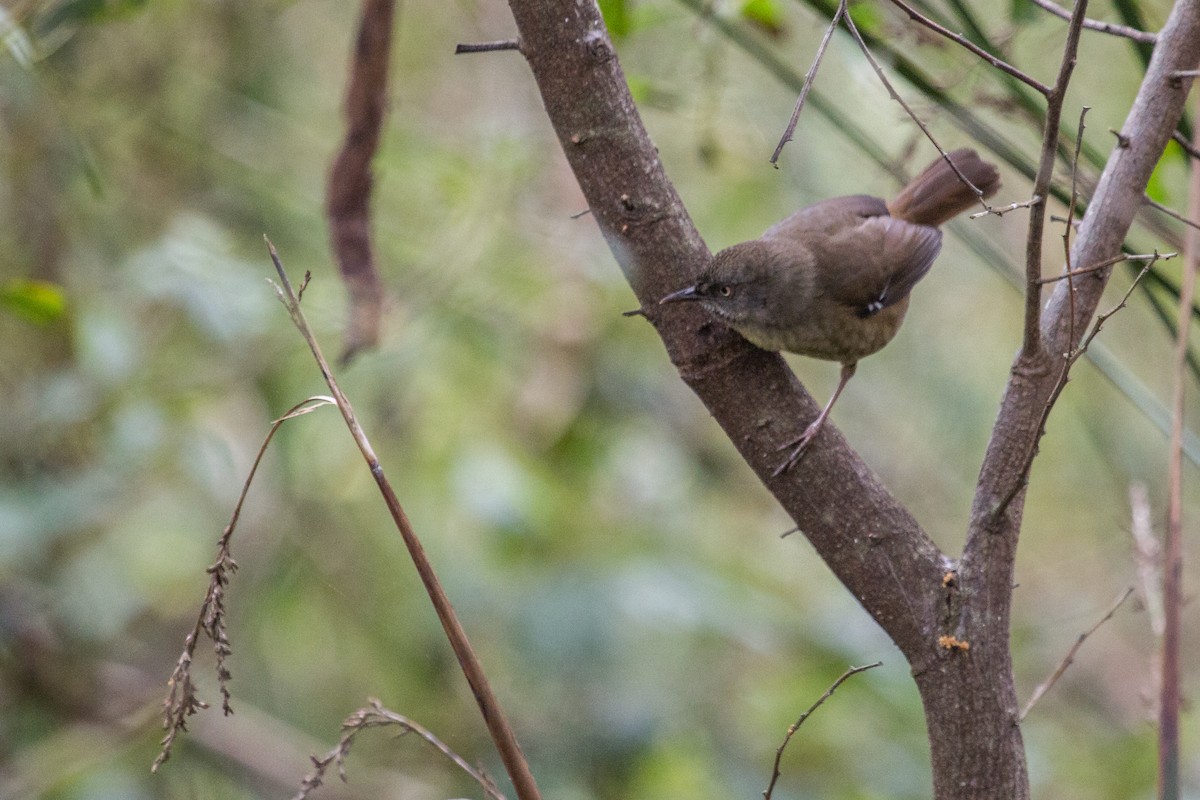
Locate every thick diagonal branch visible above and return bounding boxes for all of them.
[504,0,944,663]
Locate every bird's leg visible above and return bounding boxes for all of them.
[772,362,857,476]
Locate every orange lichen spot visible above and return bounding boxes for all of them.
[938,635,971,652]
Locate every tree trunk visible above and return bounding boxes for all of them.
[502,0,1200,796]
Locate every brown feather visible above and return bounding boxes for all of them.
[887,148,1001,227]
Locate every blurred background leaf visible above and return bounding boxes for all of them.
[1,279,67,324]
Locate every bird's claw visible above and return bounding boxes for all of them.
[771,424,821,477]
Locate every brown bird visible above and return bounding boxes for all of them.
[660,148,1001,474]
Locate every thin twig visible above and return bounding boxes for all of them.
[971,195,1040,219]
[885,0,1051,95]
[1066,108,1088,229]
[995,251,1165,519]
[455,39,520,54]
[153,396,335,772]
[1145,194,1200,232]
[839,11,994,211]
[1019,588,1134,721]
[266,240,543,800]
[1063,107,1090,355]
[763,662,882,800]
[1036,251,1177,284]
[1028,0,1158,44]
[770,0,845,165]
[1020,0,1090,360]
[1173,130,1200,161]
[295,699,506,800]
[1086,258,1165,343]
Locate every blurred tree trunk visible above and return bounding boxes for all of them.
[503,0,1200,797]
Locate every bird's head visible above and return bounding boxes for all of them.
[659,240,806,330]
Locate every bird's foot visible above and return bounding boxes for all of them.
[771,420,824,477]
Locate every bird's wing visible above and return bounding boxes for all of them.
[763,194,888,241]
[820,215,943,315]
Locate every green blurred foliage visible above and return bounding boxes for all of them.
[740,0,788,37]
[845,0,884,37]
[599,0,631,38]
[1010,0,1040,24]
[0,0,1196,799]
[1,279,67,324]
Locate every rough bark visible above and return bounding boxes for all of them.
[502,0,1200,796]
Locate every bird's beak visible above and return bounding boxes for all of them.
[659,285,701,305]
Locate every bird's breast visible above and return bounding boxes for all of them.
[731,298,909,362]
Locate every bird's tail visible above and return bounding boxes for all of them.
[887,148,1001,227]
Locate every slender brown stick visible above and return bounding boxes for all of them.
[1021,0,1089,359]
[770,0,845,165]
[1019,588,1134,721]
[1028,0,1158,43]
[885,0,1051,95]
[266,241,543,800]
[1158,88,1198,800]
[455,39,521,54]
[763,662,882,800]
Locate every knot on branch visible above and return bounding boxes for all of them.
[583,29,614,64]
[616,192,667,233]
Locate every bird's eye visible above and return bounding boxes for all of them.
[718,285,733,297]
